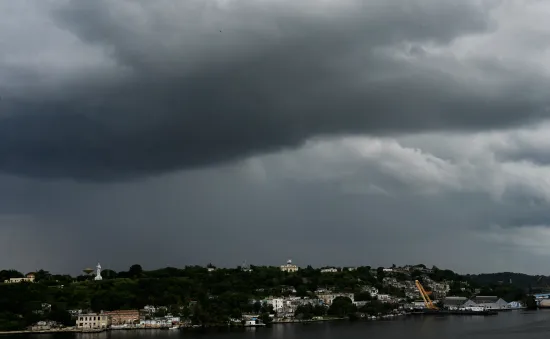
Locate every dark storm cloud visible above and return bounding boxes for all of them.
[2,0,549,180]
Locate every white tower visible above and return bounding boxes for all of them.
[94,263,102,281]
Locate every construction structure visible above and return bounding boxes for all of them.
[415,280,438,310]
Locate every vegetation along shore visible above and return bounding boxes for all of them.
[0,262,543,334]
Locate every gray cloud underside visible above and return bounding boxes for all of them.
[2,0,550,180]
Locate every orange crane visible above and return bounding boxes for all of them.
[415,280,438,310]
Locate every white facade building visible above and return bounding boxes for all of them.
[265,298,285,313]
[280,260,299,272]
[4,273,35,284]
[472,296,510,310]
[76,313,110,329]
[320,268,338,273]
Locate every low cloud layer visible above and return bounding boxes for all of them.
[2,126,550,274]
[2,0,550,179]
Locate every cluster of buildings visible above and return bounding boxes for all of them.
[276,263,525,314]
[439,296,520,311]
[255,291,356,318]
[380,276,451,300]
[74,307,182,330]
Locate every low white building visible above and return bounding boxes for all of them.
[443,296,468,310]
[4,273,35,284]
[472,296,510,310]
[443,296,512,311]
[76,313,110,329]
[140,318,173,327]
[265,298,285,313]
[320,267,338,273]
[508,301,523,309]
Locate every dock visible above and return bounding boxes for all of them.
[410,309,498,316]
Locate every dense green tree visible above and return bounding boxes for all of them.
[294,304,314,320]
[101,269,117,279]
[376,267,385,282]
[260,312,272,324]
[0,270,23,281]
[33,270,51,282]
[327,297,356,318]
[525,295,537,310]
[358,300,394,316]
[354,292,372,301]
[253,301,262,313]
[128,265,143,279]
[48,309,74,326]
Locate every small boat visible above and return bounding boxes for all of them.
[169,325,179,330]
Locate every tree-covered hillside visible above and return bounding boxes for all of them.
[0,264,533,331]
[468,272,550,291]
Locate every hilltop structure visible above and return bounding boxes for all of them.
[280,259,298,272]
[94,263,102,281]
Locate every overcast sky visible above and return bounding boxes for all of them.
[3,0,550,275]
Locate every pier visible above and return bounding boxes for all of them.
[410,309,498,316]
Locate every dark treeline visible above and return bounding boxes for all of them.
[0,264,530,330]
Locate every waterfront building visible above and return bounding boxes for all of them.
[508,301,524,309]
[472,296,510,310]
[4,273,35,284]
[29,321,59,331]
[139,317,173,328]
[442,296,510,311]
[76,313,110,329]
[443,296,468,310]
[280,259,299,272]
[104,310,139,325]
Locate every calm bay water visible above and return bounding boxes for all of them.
[25,310,550,339]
